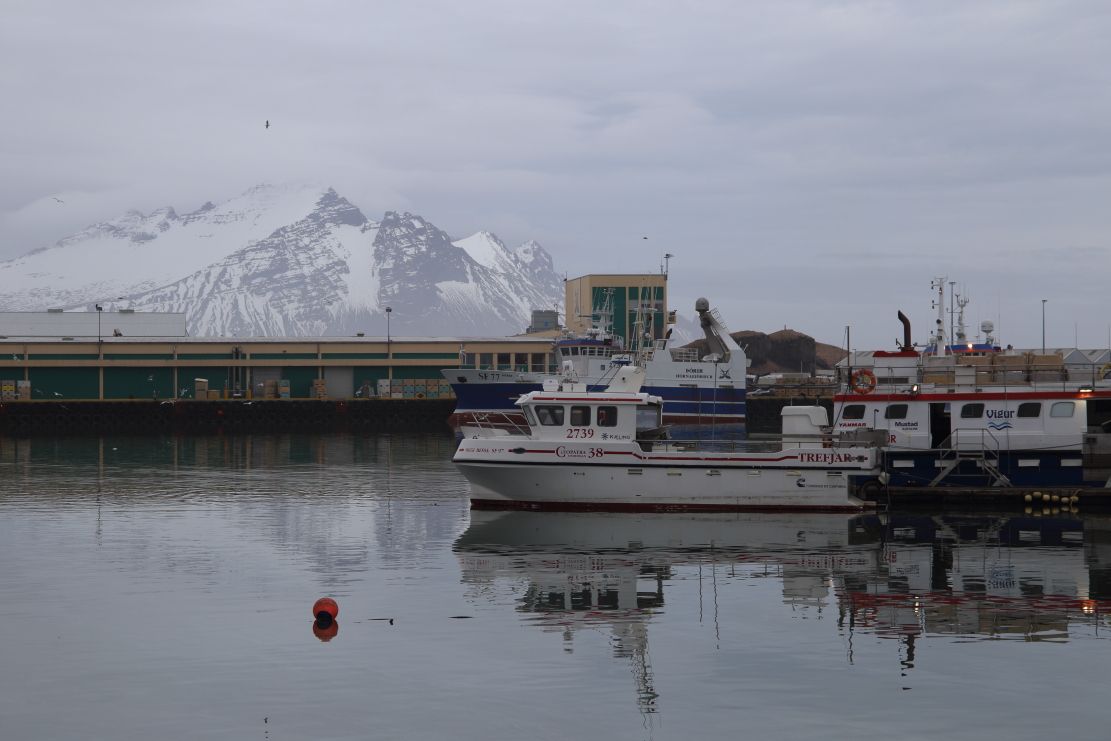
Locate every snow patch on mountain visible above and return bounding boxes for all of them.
[0,184,564,338]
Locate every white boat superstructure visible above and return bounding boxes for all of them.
[830,282,1111,494]
[446,296,749,436]
[453,366,880,511]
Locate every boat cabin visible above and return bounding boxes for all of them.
[517,389,666,449]
[832,391,1090,452]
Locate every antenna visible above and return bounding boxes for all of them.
[929,276,947,353]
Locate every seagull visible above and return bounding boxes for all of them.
[53,197,65,204]
[265,120,270,129]
[52,392,63,397]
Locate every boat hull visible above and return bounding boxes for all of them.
[455,458,872,512]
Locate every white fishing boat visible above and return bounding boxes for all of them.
[453,365,880,512]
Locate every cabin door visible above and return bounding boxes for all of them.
[929,403,951,448]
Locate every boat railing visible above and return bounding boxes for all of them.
[468,411,532,436]
[841,361,1111,393]
[638,430,881,454]
[669,347,701,363]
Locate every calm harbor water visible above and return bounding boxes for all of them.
[3,432,1111,740]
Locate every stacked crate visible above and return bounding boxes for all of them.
[194,378,209,399]
[0,380,15,401]
[311,378,327,400]
[263,379,279,399]
[278,379,291,399]
[17,380,31,400]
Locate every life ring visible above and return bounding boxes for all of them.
[850,368,877,395]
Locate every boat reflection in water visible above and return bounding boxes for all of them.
[455,510,1111,710]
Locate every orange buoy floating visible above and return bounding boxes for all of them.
[313,597,339,621]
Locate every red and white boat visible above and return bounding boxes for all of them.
[453,366,879,512]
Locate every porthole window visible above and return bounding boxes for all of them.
[884,404,908,420]
[1050,401,1076,418]
[961,403,985,419]
[842,405,865,420]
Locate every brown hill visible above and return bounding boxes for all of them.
[683,329,846,376]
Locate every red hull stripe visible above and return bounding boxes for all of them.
[481,449,801,462]
[833,390,1111,402]
[471,499,866,513]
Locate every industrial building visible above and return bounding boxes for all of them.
[0,273,672,401]
[563,273,669,347]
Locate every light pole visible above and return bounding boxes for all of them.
[948,281,955,354]
[95,303,103,343]
[385,306,393,384]
[1041,299,1047,355]
[664,252,673,276]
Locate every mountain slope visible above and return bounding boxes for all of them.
[0,184,564,338]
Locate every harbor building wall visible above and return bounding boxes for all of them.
[0,336,555,401]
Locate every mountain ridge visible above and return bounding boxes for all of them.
[0,184,563,338]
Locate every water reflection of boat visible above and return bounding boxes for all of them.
[455,511,1111,702]
[845,513,1111,645]
[455,510,878,713]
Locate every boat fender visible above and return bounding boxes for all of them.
[850,369,877,395]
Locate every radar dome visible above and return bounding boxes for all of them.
[695,298,710,312]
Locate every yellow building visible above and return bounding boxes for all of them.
[563,273,669,348]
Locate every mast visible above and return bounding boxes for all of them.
[930,276,948,353]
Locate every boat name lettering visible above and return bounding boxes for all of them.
[469,447,504,454]
[892,421,919,429]
[555,446,604,459]
[566,428,595,439]
[798,452,859,464]
[986,409,1015,419]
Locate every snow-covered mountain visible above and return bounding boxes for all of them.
[0,184,563,337]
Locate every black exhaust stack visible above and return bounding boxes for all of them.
[897,311,911,350]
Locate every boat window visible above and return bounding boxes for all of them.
[884,404,908,420]
[523,407,538,426]
[1051,401,1076,418]
[571,347,579,356]
[535,405,565,426]
[842,404,865,420]
[560,347,570,357]
[570,406,591,426]
[636,405,661,429]
[960,403,984,419]
[1017,402,1042,418]
[597,406,618,427]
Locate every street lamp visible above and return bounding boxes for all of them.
[95,303,103,343]
[385,306,393,384]
[1041,299,1047,355]
[664,253,673,276]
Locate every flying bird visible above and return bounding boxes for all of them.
[265,120,270,129]
[53,197,64,204]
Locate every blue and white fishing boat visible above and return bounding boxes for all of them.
[837,280,1111,498]
[445,296,748,439]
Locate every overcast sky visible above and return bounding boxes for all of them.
[3,1,1111,348]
